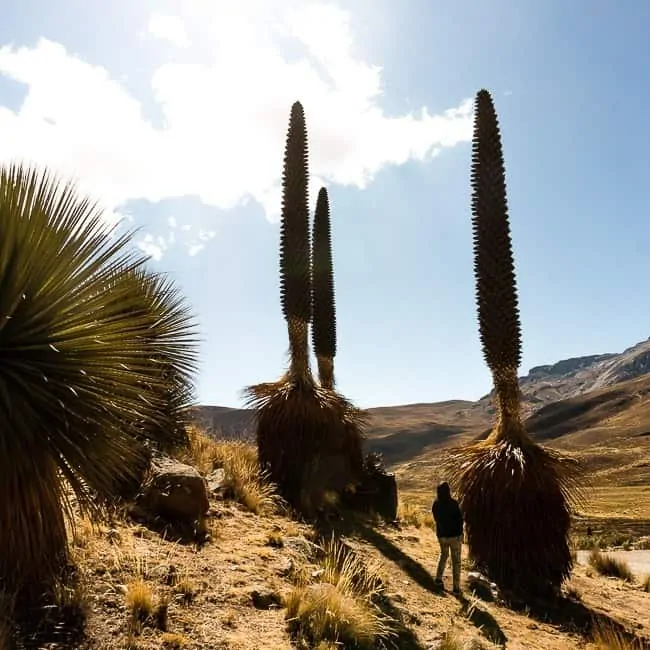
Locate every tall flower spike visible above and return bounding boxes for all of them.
[311,186,337,388]
[279,101,312,381]
[471,89,522,375]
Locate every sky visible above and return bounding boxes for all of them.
[1,0,650,409]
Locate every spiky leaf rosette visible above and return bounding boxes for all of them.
[126,268,199,452]
[471,89,522,390]
[0,164,197,597]
[311,187,337,389]
[279,101,311,381]
[243,378,366,511]
[444,441,583,597]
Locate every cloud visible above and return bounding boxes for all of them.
[0,2,473,257]
[137,233,167,261]
[147,13,190,48]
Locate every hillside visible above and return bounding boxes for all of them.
[193,336,650,475]
[42,431,650,650]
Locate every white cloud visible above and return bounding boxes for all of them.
[137,233,167,261]
[0,3,473,258]
[148,13,189,48]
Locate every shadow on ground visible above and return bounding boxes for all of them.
[455,593,507,646]
[510,594,650,649]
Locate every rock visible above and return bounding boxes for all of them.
[250,587,282,610]
[345,470,398,521]
[138,455,209,526]
[206,468,226,495]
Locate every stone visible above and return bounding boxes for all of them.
[250,587,282,610]
[206,468,226,495]
[138,455,209,526]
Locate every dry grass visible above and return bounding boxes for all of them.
[160,631,189,649]
[437,630,464,649]
[172,572,197,606]
[285,536,394,648]
[397,500,433,528]
[182,426,280,515]
[591,622,644,649]
[588,549,635,583]
[125,578,154,624]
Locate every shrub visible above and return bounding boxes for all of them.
[588,549,634,582]
[0,164,197,604]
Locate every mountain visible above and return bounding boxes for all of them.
[192,337,650,480]
[481,337,650,416]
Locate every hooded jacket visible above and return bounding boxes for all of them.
[431,482,463,538]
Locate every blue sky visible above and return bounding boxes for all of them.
[1,0,649,409]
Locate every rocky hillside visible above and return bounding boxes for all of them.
[483,337,650,415]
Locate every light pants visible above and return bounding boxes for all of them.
[436,535,462,590]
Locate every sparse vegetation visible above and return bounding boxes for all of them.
[183,426,280,515]
[397,500,433,528]
[285,537,394,648]
[588,549,635,582]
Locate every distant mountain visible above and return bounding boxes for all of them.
[191,337,650,472]
[479,337,650,417]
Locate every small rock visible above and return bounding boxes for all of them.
[206,468,226,495]
[250,587,282,610]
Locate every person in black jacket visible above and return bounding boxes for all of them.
[431,481,464,594]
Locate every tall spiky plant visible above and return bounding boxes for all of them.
[0,164,197,602]
[443,89,582,599]
[311,186,337,389]
[280,101,312,383]
[244,103,365,512]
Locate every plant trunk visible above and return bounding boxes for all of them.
[0,452,69,600]
[287,317,311,383]
[316,355,335,389]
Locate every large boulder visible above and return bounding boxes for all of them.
[137,455,209,527]
[342,452,398,521]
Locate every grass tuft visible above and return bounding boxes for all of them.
[125,578,154,625]
[285,536,394,648]
[588,549,635,583]
[397,500,433,528]
[183,427,280,515]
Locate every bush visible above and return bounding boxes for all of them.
[588,549,634,582]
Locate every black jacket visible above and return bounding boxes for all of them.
[432,483,463,538]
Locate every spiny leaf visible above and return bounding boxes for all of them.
[471,88,522,374]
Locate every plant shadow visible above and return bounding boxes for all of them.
[510,594,650,649]
[456,593,507,646]
[319,516,446,598]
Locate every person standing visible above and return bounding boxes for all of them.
[431,481,464,594]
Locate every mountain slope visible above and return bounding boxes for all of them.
[193,337,650,481]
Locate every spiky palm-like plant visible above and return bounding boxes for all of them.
[0,164,197,600]
[443,90,582,598]
[128,268,198,452]
[245,103,364,512]
[311,186,337,389]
